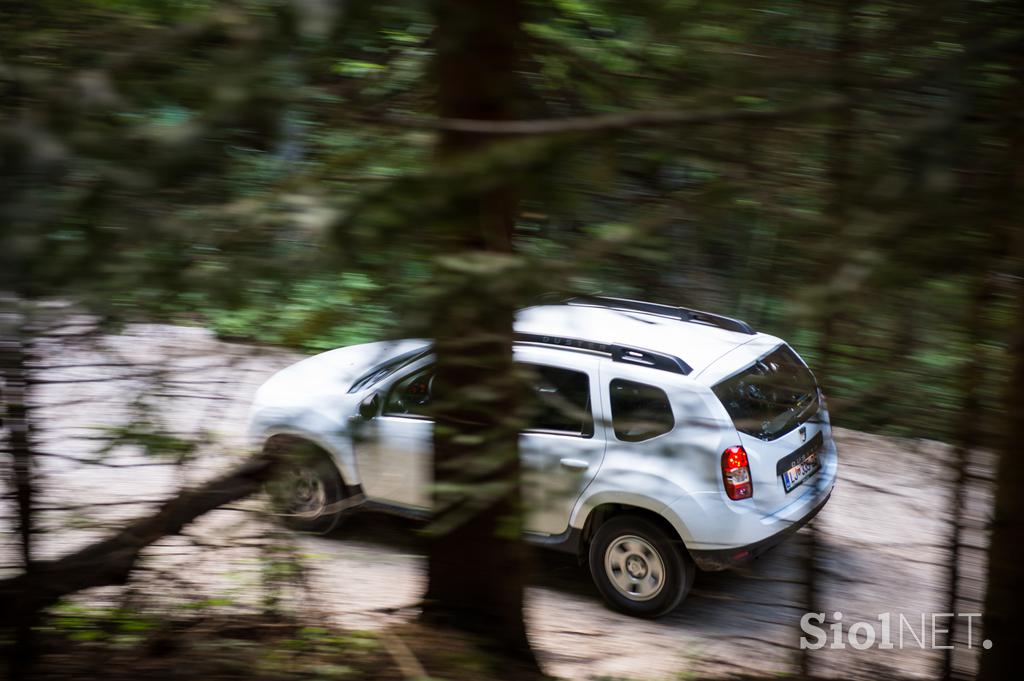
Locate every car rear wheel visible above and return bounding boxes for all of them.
[588,515,694,618]
[265,438,351,534]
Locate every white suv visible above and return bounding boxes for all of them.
[249,296,837,617]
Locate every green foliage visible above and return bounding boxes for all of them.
[42,601,389,680]
[95,420,203,461]
[180,273,393,350]
[47,602,159,644]
[3,0,1021,446]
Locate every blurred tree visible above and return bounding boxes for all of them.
[978,45,1024,681]
[420,0,538,669]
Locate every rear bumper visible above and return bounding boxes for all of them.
[688,489,831,571]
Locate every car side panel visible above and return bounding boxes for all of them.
[348,348,610,533]
[351,355,434,506]
[359,416,432,509]
[569,362,730,546]
[514,346,608,535]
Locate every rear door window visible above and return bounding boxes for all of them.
[609,379,674,442]
[525,364,594,437]
[712,345,819,441]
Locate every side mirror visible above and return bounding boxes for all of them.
[358,393,380,420]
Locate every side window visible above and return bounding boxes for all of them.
[609,379,674,442]
[384,366,434,417]
[525,364,594,437]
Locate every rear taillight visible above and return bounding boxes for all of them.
[722,445,753,500]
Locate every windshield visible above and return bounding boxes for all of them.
[712,345,819,441]
[346,345,431,394]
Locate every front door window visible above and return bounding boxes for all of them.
[384,366,434,418]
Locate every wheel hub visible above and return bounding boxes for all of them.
[604,534,666,602]
[271,465,327,518]
[625,555,648,579]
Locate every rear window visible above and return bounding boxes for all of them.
[609,379,675,442]
[712,345,819,441]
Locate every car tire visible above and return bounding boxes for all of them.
[588,514,694,618]
[264,438,352,535]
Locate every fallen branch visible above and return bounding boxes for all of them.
[0,453,281,629]
[378,95,845,135]
[380,631,428,680]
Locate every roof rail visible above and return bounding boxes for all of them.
[566,295,756,335]
[515,332,692,375]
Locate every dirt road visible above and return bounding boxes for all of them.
[3,323,993,679]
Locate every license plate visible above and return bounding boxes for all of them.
[782,451,820,493]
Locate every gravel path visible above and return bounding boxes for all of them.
[2,323,993,679]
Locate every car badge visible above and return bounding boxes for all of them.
[799,426,807,442]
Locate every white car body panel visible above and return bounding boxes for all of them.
[357,415,433,509]
[515,305,760,377]
[516,345,608,535]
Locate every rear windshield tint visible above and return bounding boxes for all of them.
[712,345,819,441]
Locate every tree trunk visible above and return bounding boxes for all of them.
[800,1,856,676]
[942,278,987,680]
[1,319,38,679]
[978,254,1024,680]
[420,0,538,670]
[978,54,1024,681]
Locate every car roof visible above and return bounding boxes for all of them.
[299,302,782,390]
[515,303,769,378]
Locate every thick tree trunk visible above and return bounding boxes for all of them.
[978,262,1024,680]
[978,56,1024,681]
[420,0,538,670]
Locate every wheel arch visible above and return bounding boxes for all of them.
[259,427,358,489]
[575,498,695,561]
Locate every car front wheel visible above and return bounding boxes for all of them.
[265,438,351,534]
[588,514,695,618]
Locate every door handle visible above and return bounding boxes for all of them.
[560,458,589,471]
